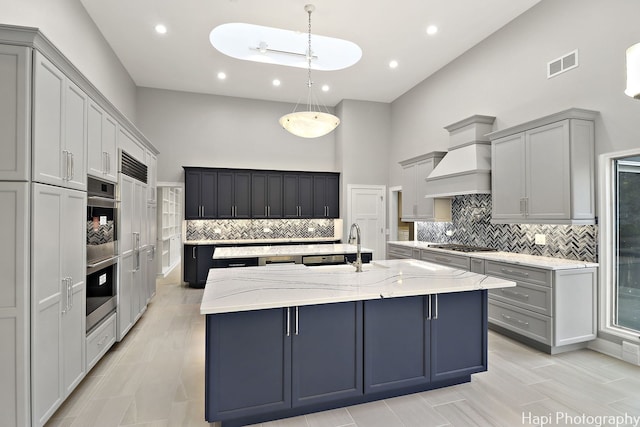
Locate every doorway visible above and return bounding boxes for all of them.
[347,185,386,260]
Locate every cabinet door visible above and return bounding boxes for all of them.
[146,151,157,203]
[201,170,217,219]
[184,170,201,219]
[206,309,291,422]
[526,121,571,220]
[234,171,252,218]
[364,296,429,393]
[33,52,65,188]
[251,173,268,218]
[64,80,87,191]
[102,114,118,183]
[0,45,30,181]
[416,158,434,219]
[431,291,487,382]
[196,245,216,286]
[217,171,234,218]
[87,101,104,178]
[118,252,134,340]
[401,163,416,220]
[283,174,300,218]
[119,174,134,255]
[325,174,339,218]
[312,175,327,217]
[183,245,197,285]
[491,133,526,221]
[292,302,363,407]
[298,174,313,218]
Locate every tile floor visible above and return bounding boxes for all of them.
[46,267,640,427]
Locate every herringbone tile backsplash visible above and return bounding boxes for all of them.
[186,218,336,241]
[416,194,597,262]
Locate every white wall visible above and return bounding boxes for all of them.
[0,0,137,120]
[136,87,337,183]
[389,0,640,186]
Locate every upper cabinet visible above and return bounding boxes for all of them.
[33,51,87,191]
[87,99,118,183]
[400,152,452,222]
[283,173,313,218]
[217,170,251,219]
[145,149,157,204]
[313,173,339,218]
[252,172,283,218]
[488,109,597,224]
[0,45,30,181]
[184,167,217,219]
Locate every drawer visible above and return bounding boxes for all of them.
[469,258,485,274]
[86,312,117,371]
[387,244,415,259]
[420,249,470,271]
[489,281,551,316]
[488,300,551,345]
[485,260,551,287]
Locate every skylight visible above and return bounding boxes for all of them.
[209,23,362,71]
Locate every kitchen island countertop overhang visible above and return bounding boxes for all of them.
[200,259,516,315]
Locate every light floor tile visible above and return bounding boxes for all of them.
[346,401,404,427]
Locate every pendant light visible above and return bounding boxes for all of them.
[626,42,640,99]
[279,4,340,138]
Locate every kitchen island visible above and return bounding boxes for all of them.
[201,259,515,426]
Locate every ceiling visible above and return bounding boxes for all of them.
[80,0,541,107]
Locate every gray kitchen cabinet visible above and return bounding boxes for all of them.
[184,167,217,219]
[400,152,452,222]
[489,109,597,224]
[386,242,420,259]
[312,173,340,218]
[420,248,471,270]
[217,170,251,219]
[87,99,118,183]
[251,171,283,218]
[206,301,362,423]
[470,258,485,274]
[33,51,87,191]
[485,260,597,353]
[284,173,313,218]
[0,183,29,427]
[0,45,30,181]
[32,184,86,427]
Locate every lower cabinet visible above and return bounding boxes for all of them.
[206,301,362,422]
[184,244,215,287]
[205,291,486,425]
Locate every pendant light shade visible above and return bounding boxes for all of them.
[279,4,340,138]
[625,42,640,99]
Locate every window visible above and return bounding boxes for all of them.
[615,158,640,333]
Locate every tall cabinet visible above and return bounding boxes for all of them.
[0,26,158,427]
[400,152,452,222]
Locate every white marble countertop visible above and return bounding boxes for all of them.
[387,241,598,270]
[213,243,373,259]
[185,237,341,246]
[200,259,515,314]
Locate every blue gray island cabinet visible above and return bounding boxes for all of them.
[200,260,515,426]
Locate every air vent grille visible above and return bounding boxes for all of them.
[120,150,147,183]
[547,50,579,78]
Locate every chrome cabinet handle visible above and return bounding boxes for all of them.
[268,205,271,216]
[433,294,438,320]
[295,306,299,336]
[426,295,432,320]
[202,206,205,217]
[265,206,267,217]
[69,152,74,180]
[192,246,196,259]
[500,288,530,300]
[228,263,246,267]
[68,277,73,310]
[61,278,67,314]
[501,313,529,327]
[286,308,291,337]
[62,150,69,180]
[106,152,110,174]
[434,256,452,263]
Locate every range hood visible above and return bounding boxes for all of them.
[425,115,496,198]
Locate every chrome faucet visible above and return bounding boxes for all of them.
[348,223,363,272]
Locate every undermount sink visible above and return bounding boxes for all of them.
[308,262,389,273]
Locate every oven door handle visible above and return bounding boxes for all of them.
[87,255,119,274]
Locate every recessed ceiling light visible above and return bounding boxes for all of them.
[389,60,399,69]
[155,24,167,35]
[321,84,330,92]
[426,25,438,35]
[272,79,281,87]
[217,72,226,80]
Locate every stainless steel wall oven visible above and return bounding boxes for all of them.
[86,177,118,332]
